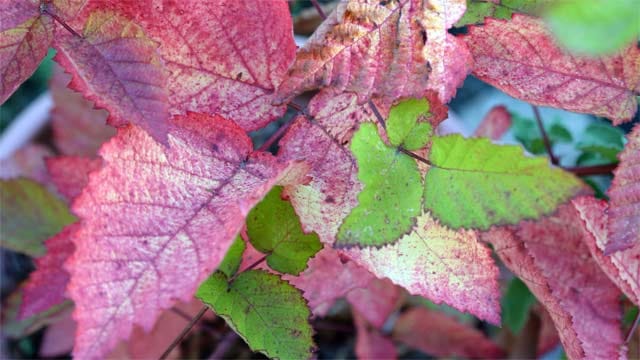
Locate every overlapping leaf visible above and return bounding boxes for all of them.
[346,278,402,328]
[353,311,397,360]
[54,10,170,142]
[463,15,640,124]
[607,125,640,252]
[392,307,505,358]
[483,203,626,359]
[66,113,290,358]
[46,156,103,201]
[473,105,512,139]
[80,0,295,132]
[277,0,471,104]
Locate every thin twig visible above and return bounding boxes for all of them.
[258,116,297,152]
[368,100,387,130]
[228,254,268,283]
[399,147,431,165]
[310,0,327,20]
[625,310,640,344]
[531,105,559,165]
[170,307,193,322]
[563,163,617,176]
[207,330,239,360]
[41,8,83,38]
[159,306,208,360]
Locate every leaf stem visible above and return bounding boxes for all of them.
[310,0,328,20]
[563,163,617,176]
[228,254,268,284]
[399,147,432,165]
[41,7,82,38]
[531,105,559,165]
[368,100,387,130]
[258,116,297,152]
[159,306,208,360]
[625,310,640,344]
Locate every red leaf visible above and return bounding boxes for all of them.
[343,212,501,324]
[346,278,402,328]
[353,310,397,360]
[392,307,505,358]
[81,0,295,132]
[50,65,115,156]
[285,247,375,317]
[483,203,626,359]
[53,10,170,143]
[277,0,470,104]
[0,10,53,104]
[463,15,640,124]
[607,124,640,252]
[473,105,512,140]
[573,196,640,305]
[19,224,77,320]
[66,113,290,358]
[47,156,102,201]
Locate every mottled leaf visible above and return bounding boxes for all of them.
[353,310,397,360]
[54,10,170,142]
[392,307,505,358]
[544,0,640,55]
[81,0,295,131]
[0,178,75,256]
[346,278,402,328]
[197,270,315,360]
[247,186,322,274]
[344,212,501,324]
[49,65,115,156]
[456,0,550,26]
[46,156,102,201]
[425,135,583,229]
[337,123,423,247]
[463,15,640,124]
[386,98,432,150]
[573,196,640,305]
[473,105,512,140]
[277,0,470,104]
[483,203,626,360]
[607,124,640,252]
[67,113,289,358]
[285,247,376,317]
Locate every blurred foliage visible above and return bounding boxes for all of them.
[511,114,572,155]
[502,278,536,334]
[0,50,55,133]
[544,0,639,55]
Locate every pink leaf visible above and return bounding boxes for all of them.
[277,0,470,104]
[66,113,289,358]
[53,10,171,143]
[573,196,640,305]
[50,65,115,156]
[46,156,102,201]
[463,15,640,124]
[40,311,76,357]
[343,212,501,324]
[483,203,626,359]
[473,105,512,140]
[353,310,397,360]
[607,124,640,252]
[80,0,295,132]
[285,247,375,317]
[346,278,403,328]
[20,224,77,320]
[0,144,53,184]
[392,307,505,358]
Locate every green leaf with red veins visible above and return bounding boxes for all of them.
[462,14,640,124]
[483,203,626,360]
[277,0,471,105]
[54,10,171,143]
[78,0,296,132]
[66,113,290,359]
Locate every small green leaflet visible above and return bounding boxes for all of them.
[502,278,536,334]
[337,123,423,247]
[425,135,583,229]
[196,270,315,360]
[456,0,551,27]
[386,98,433,150]
[246,186,322,275]
[217,236,246,277]
[0,179,76,256]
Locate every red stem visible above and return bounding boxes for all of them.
[310,0,327,20]
[532,105,559,165]
[41,8,82,38]
[159,306,208,360]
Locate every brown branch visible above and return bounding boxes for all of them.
[563,163,617,176]
[368,100,387,130]
[159,306,208,360]
[310,0,328,20]
[258,114,298,152]
[532,105,559,165]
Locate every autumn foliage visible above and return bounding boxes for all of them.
[1,0,639,359]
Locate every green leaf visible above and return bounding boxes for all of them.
[576,122,625,163]
[502,278,536,334]
[337,123,423,247]
[386,98,432,151]
[246,186,322,275]
[548,123,572,143]
[218,236,246,277]
[456,0,550,27]
[544,0,639,55]
[424,135,582,229]
[197,270,315,360]
[0,179,76,256]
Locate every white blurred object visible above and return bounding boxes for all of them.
[0,92,53,160]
